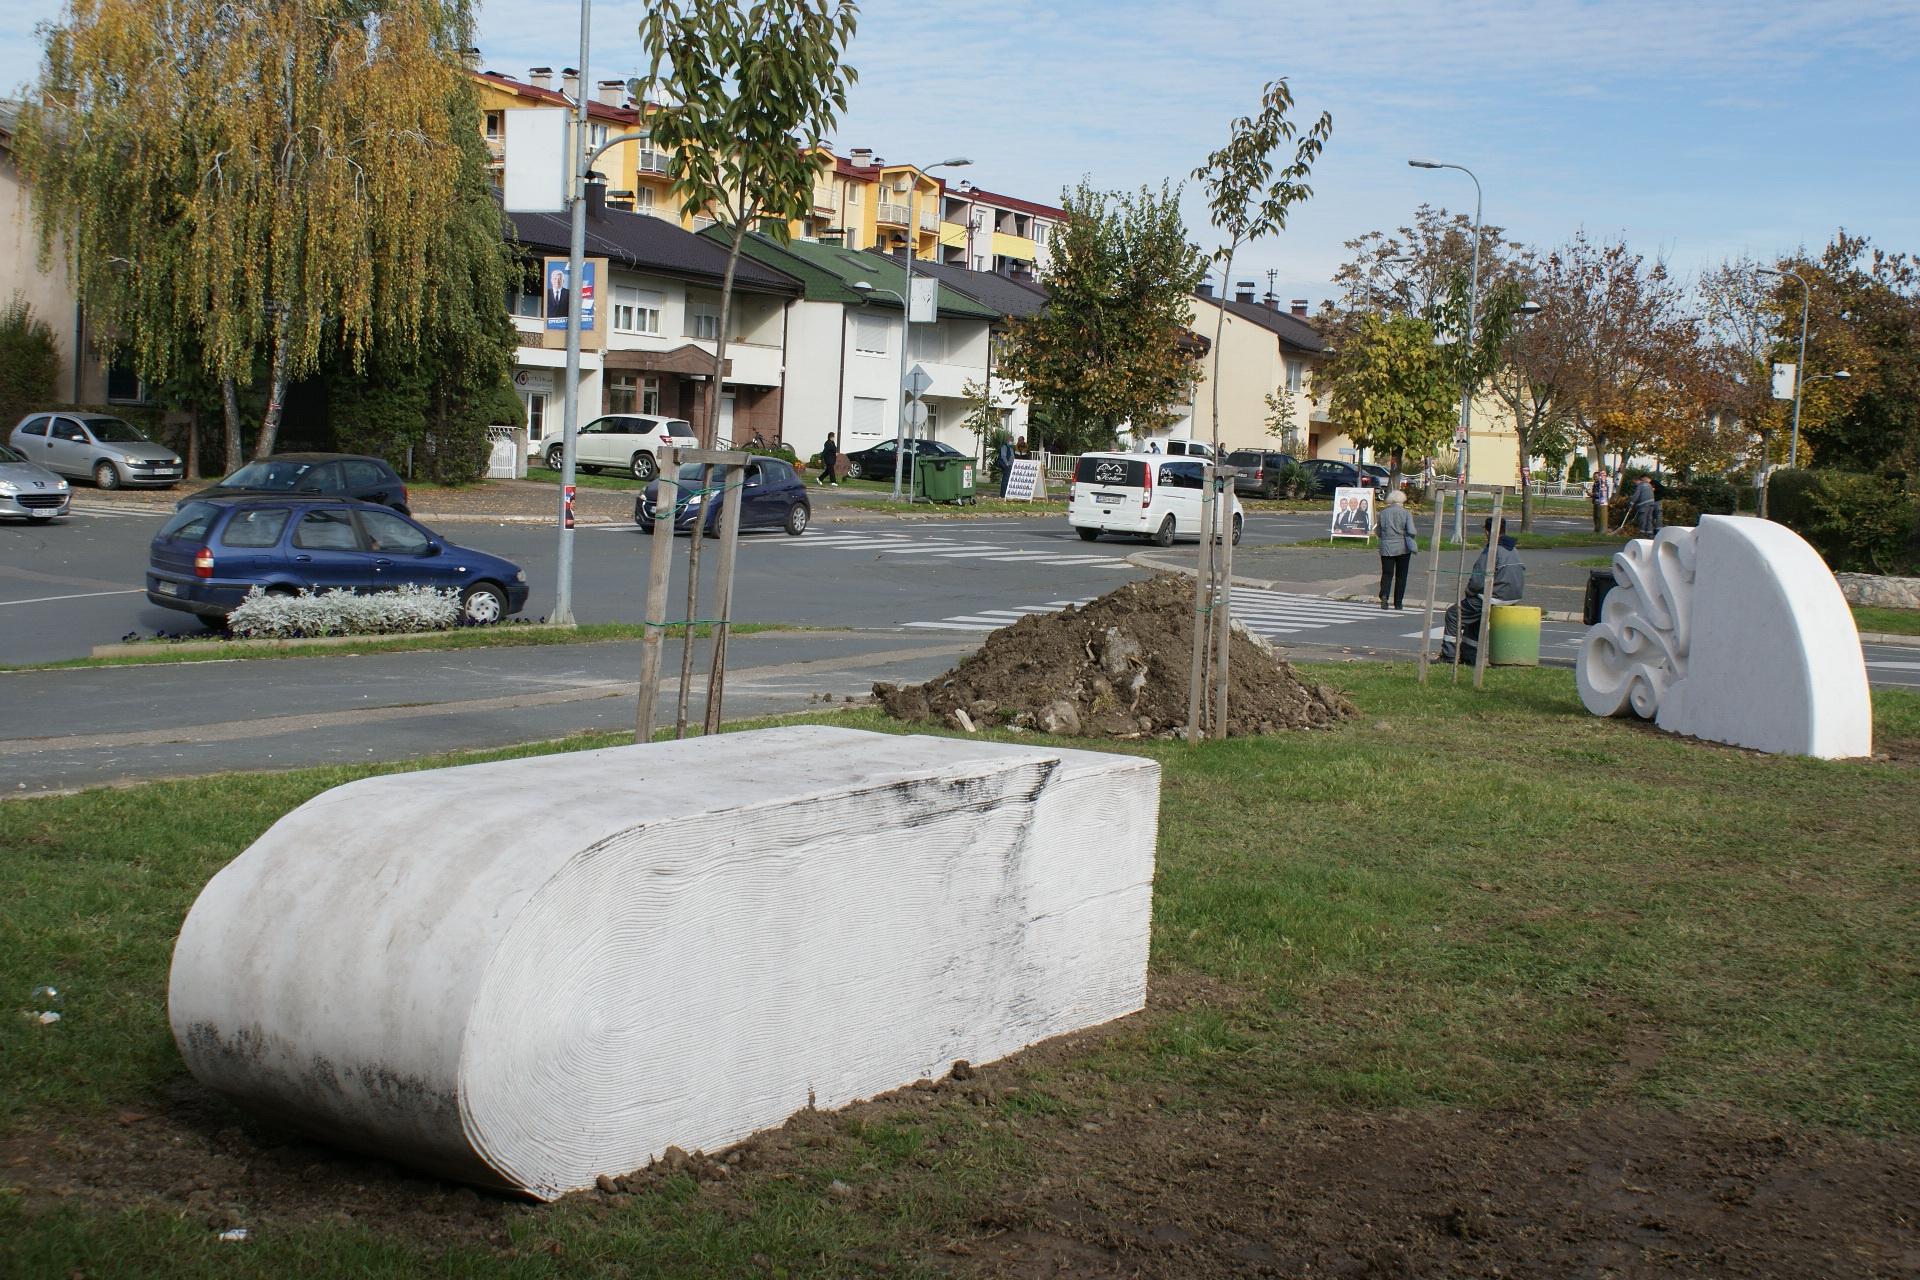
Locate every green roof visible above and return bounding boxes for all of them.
[703,228,1000,321]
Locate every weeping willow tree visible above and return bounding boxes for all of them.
[16,0,487,468]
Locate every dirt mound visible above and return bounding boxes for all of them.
[874,574,1355,738]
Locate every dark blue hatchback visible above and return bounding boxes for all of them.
[147,497,530,623]
[635,457,811,536]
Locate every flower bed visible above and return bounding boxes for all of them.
[226,584,461,639]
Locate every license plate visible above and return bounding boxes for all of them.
[1094,493,1120,505]
[156,581,179,596]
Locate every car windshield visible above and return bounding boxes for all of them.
[0,444,24,464]
[221,460,313,491]
[86,418,148,443]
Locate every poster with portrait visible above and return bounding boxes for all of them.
[1329,486,1375,540]
[544,257,597,331]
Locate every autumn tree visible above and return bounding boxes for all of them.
[1330,204,1526,323]
[637,0,859,450]
[1695,257,1788,478]
[17,0,491,468]
[998,180,1209,455]
[1319,312,1456,471]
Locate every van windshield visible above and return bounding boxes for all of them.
[1074,456,1147,487]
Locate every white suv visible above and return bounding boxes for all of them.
[546,414,695,481]
[1068,453,1243,546]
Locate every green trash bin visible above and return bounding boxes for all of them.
[916,455,977,505]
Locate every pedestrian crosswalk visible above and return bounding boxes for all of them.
[904,590,1389,638]
[778,530,1135,569]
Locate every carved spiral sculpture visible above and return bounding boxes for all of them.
[1578,527,1698,720]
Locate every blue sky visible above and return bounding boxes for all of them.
[7,1,1918,304]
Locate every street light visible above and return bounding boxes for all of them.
[1756,266,1820,469]
[887,157,972,500]
[1409,158,1483,540]
[851,279,908,494]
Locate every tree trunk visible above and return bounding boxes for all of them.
[252,320,292,460]
[1189,254,1234,744]
[222,377,244,473]
[186,413,200,481]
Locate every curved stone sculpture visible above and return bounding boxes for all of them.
[169,726,1159,1200]
[1578,514,1872,758]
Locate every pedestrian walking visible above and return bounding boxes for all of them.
[995,436,1014,497]
[1629,473,1661,536]
[818,432,839,486]
[1590,467,1612,533]
[1376,489,1417,609]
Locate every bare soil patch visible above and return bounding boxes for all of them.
[875,574,1356,738]
[6,976,1915,1277]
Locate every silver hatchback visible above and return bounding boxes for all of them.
[9,411,184,489]
[0,442,72,520]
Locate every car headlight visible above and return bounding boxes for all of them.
[0,481,16,495]
[514,570,526,583]
[684,493,704,506]
[125,454,142,465]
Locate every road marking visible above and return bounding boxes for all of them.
[1866,660,1920,671]
[0,588,146,608]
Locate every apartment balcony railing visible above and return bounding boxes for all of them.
[637,148,669,176]
[484,138,504,165]
[876,201,910,226]
[918,208,937,232]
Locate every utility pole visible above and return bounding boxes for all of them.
[552,1,592,626]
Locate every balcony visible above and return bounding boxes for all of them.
[637,147,669,176]
[876,201,910,226]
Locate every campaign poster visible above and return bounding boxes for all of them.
[1329,486,1375,540]
[544,258,596,331]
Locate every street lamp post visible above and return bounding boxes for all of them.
[850,280,906,490]
[1757,266,1815,470]
[888,158,972,500]
[1409,159,1482,541]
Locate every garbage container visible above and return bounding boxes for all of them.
[1488,604,1542,666]
[1583,568,1618,625]
[917,455,976,505]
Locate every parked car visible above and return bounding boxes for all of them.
[1297,459,1377,498]
[546,413,696,481]
[635,457,811,536]
[183,453,409,513]
[841,438,963,481]
[1226,449,1297,499]
[1361,463,1393,487]
[0,442,72,521]
[1067,453,1243,546]
[1162,438,1215,460]
[146,497,528,623]
[9,412,184,489]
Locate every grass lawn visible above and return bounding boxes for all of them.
[1854,604,1920,636]
[4,667,1917,1275]
[526,465,648,492]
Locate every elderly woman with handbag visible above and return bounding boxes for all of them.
[1376,489,1417,610]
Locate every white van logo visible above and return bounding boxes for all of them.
[1094,461,1127,484]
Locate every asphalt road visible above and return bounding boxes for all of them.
[2,503,1913,794]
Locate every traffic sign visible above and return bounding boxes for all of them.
[904,400,929,428]
[903,364,933,399]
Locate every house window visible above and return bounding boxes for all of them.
[853,313,889,356]
[1285,359,1305,394]
[850,395,886,439]
[587,122,608,150]
[686,301,720,340]
[526,392,547,441]
[105,362,150,404]
[484,111,503,139]
[633,185,656,214]
[610,373,639,414]
[642,377,661,415]
[613,285,662,334]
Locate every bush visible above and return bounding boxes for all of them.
[1802,473,1920,573]
[226,584,461,638]
[1682,475,1739,516]
[1566,455,1590,484]
[746,440,799,465]
[0,299,61,428]
[1766,468,1826,531]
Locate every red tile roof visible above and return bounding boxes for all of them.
[472,70,638,125]
[953,186,1066,220]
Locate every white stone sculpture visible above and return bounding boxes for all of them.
[1578,514,1872,758]
[168,726,1159,1200]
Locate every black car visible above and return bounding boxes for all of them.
[842,438,963,481]
[1297,459,1377,498]
[147,496,528,622]
[636,457,811,536]
[1226,449,1297,498]
[182,453,409,513]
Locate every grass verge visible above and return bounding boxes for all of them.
[1853,604,1920,636]
[4,667,1917,1274]
[526,465,648,491]
[1,622,797,672]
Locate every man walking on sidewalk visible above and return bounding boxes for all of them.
[819,433,839,486]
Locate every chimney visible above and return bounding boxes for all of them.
[1234,281,1256,304]
[1290,299,1309,317]
[528,66,552,90]
[461,46,481,70]
[850,147,874,168]
[586,176,607,220]
[596,79,625,107]
[561,67,580,99]
[1196,281,1214,298]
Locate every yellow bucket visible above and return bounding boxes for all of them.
[1488,605,1542,666]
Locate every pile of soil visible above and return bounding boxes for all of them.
[874,574,1355,738]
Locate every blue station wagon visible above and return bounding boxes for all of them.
[147,497,530,623]
[636,457,811,536]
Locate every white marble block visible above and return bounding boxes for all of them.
[1577,515,1872,758]
[168,726,1159,1200]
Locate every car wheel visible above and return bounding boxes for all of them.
[1076,526,1100,542]
[1263,481,1279,500]
[784,501,810,536]
[630,452,658,482]
[545,445,565,471]
[1150,514,1175,547]
[1232,512,1244,546]
[461,581,507,625]
[94,461,122,490]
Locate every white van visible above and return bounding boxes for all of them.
[1068,453,1244,546]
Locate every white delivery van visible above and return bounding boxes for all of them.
[1068,453,1244,546]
